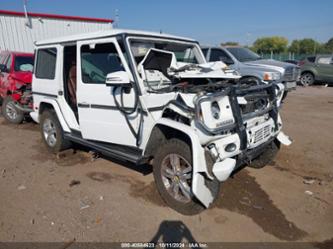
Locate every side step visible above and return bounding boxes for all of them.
[64,133,146,164]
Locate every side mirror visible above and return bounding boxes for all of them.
[105,71,131,87]
[0,64,7,73]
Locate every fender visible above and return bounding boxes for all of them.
[155,118,215,208]
[33,99,71,133]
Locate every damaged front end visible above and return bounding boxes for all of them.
[141,48,291,208]
[12,83,33,113]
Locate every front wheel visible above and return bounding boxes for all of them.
[153,138,220,215]
[39,109,71,153]
[1,96,24,124]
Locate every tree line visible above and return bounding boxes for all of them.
[222,37,333,54]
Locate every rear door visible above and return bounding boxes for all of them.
[76,37,139,147]
[316,56,333,81]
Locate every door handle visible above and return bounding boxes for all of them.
[78,102,90,108]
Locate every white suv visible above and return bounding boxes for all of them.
[31,29,291,215]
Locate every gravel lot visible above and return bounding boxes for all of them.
[0,86,332,243]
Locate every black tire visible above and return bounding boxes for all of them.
[39,109,71,153]
[300,72,315,86]
[248,140,280,169]
[1,96,24,124]
[153,138,220,215]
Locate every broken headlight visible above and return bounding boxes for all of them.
[211,101,220,120]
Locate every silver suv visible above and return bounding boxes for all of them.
[202,46,300,92]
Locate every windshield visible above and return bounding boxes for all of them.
[129,38,204,91]
[14,56,34,72]
[226,47,261,62]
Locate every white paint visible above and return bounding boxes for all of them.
[277,131,292,146]
[212,158,236,181]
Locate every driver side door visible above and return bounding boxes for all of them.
[76,37,139,147]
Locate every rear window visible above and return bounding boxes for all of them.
[14,56,34,72]
[317,56,331,64]
[35,48,57,79]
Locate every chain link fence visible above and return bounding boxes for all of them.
[258,52,312,61]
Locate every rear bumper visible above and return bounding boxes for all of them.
[29,111,39,123]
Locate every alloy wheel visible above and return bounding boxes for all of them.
[42,118,57,147]
[5,101,18,121]
[160,153,193,203]
[301,73,314,86]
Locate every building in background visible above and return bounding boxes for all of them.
[0,10,113,53]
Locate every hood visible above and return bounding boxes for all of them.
[139,48,241,80]
[11,71,32,84]
[169,61,241,80]
[243,59,295,74]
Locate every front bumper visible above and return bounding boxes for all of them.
[211,130,291,182]
[210,117,279,180]
[284,81,297,91]
[192,83,289,208]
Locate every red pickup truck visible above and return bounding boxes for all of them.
[0,51,34,123]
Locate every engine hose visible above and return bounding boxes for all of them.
[112,86,144,147]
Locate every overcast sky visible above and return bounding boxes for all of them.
[1,0,332,45]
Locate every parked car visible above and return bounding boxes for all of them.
[299,55,333,86]
[31,29,291,215]
[0,51,34,123]
[202,46,300,92]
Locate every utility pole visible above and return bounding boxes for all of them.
[23,0,31,27]
[114,9,119,28]
[246,32,252,47]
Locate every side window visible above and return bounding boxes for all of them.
[81,42,124,84]
[317,56,331,65]
[307,56,315,63]
[210,49,233,64]
[35,48,57,79]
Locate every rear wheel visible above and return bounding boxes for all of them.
[153,138,220,215]
[39,109,71,153]
[1,96,24,124]
[300,72,314,86]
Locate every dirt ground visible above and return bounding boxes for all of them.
[0,86,332,243]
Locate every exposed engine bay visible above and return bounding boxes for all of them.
[137,48,242,93]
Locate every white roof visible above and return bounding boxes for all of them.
[35,28,196,46]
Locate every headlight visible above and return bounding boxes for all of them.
[263,72,281,81]
[211,101,220,120]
